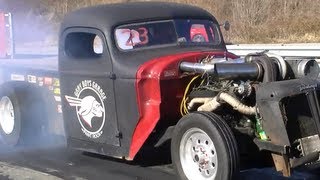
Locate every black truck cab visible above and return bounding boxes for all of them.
[1,2,320,180]
[59,2,230,159]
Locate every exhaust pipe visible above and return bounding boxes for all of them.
[179,62,263,80]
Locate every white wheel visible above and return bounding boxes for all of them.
[171,112,239,180]
[0,96,15,135]
[0,85,48,146]
[0,86,21,146]
[180,128,218,180]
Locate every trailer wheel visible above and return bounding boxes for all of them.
[0,85,49,146]
[0,86,21,146]
[171,112,239,180]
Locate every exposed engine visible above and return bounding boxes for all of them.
[179,52,320,156]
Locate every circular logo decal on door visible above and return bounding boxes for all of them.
[65,80,107,139]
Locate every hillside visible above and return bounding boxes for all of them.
[2,0,320,44]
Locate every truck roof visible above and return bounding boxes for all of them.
[59,2,226,78]
[61,2,218,32]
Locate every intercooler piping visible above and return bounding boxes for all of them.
[179,62,216,74]
[179,62,263,80]
[244,53,278,82]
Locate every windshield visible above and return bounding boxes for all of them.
[115,19,221,50]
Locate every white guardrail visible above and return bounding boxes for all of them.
[11,43,320,58]
[226,43,320,58]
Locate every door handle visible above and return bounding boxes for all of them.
[106,72,116,80]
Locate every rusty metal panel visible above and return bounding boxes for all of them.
[272,154,291,177]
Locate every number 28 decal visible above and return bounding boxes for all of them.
[115,27,149,50]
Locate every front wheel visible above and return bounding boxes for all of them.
[171,112,239,180]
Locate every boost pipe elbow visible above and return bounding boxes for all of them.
[188,97,213,110]
[197,96,221,112]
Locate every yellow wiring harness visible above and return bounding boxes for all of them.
[179,56,214,116]
[180,75,200,116]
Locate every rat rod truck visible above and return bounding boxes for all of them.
[0,2,320,180]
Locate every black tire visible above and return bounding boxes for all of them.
[16,85,49,146]
[0,86,22,146]
[171,112,239,180]
[0,85,48,146]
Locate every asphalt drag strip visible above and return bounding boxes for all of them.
[0,138,319,180]
[0,145,177,180]
[0,161,63,180]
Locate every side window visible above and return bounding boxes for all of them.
[65,32,104,59]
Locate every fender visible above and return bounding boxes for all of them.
[129,51,238,159]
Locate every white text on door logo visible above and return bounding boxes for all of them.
[66,80,107,139]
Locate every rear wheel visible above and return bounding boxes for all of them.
[0,85,49,146]
[171,112,239,180]
[0,86,21,146]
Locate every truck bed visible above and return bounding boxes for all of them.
[0,54,63,136]
[0,55,58,72]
